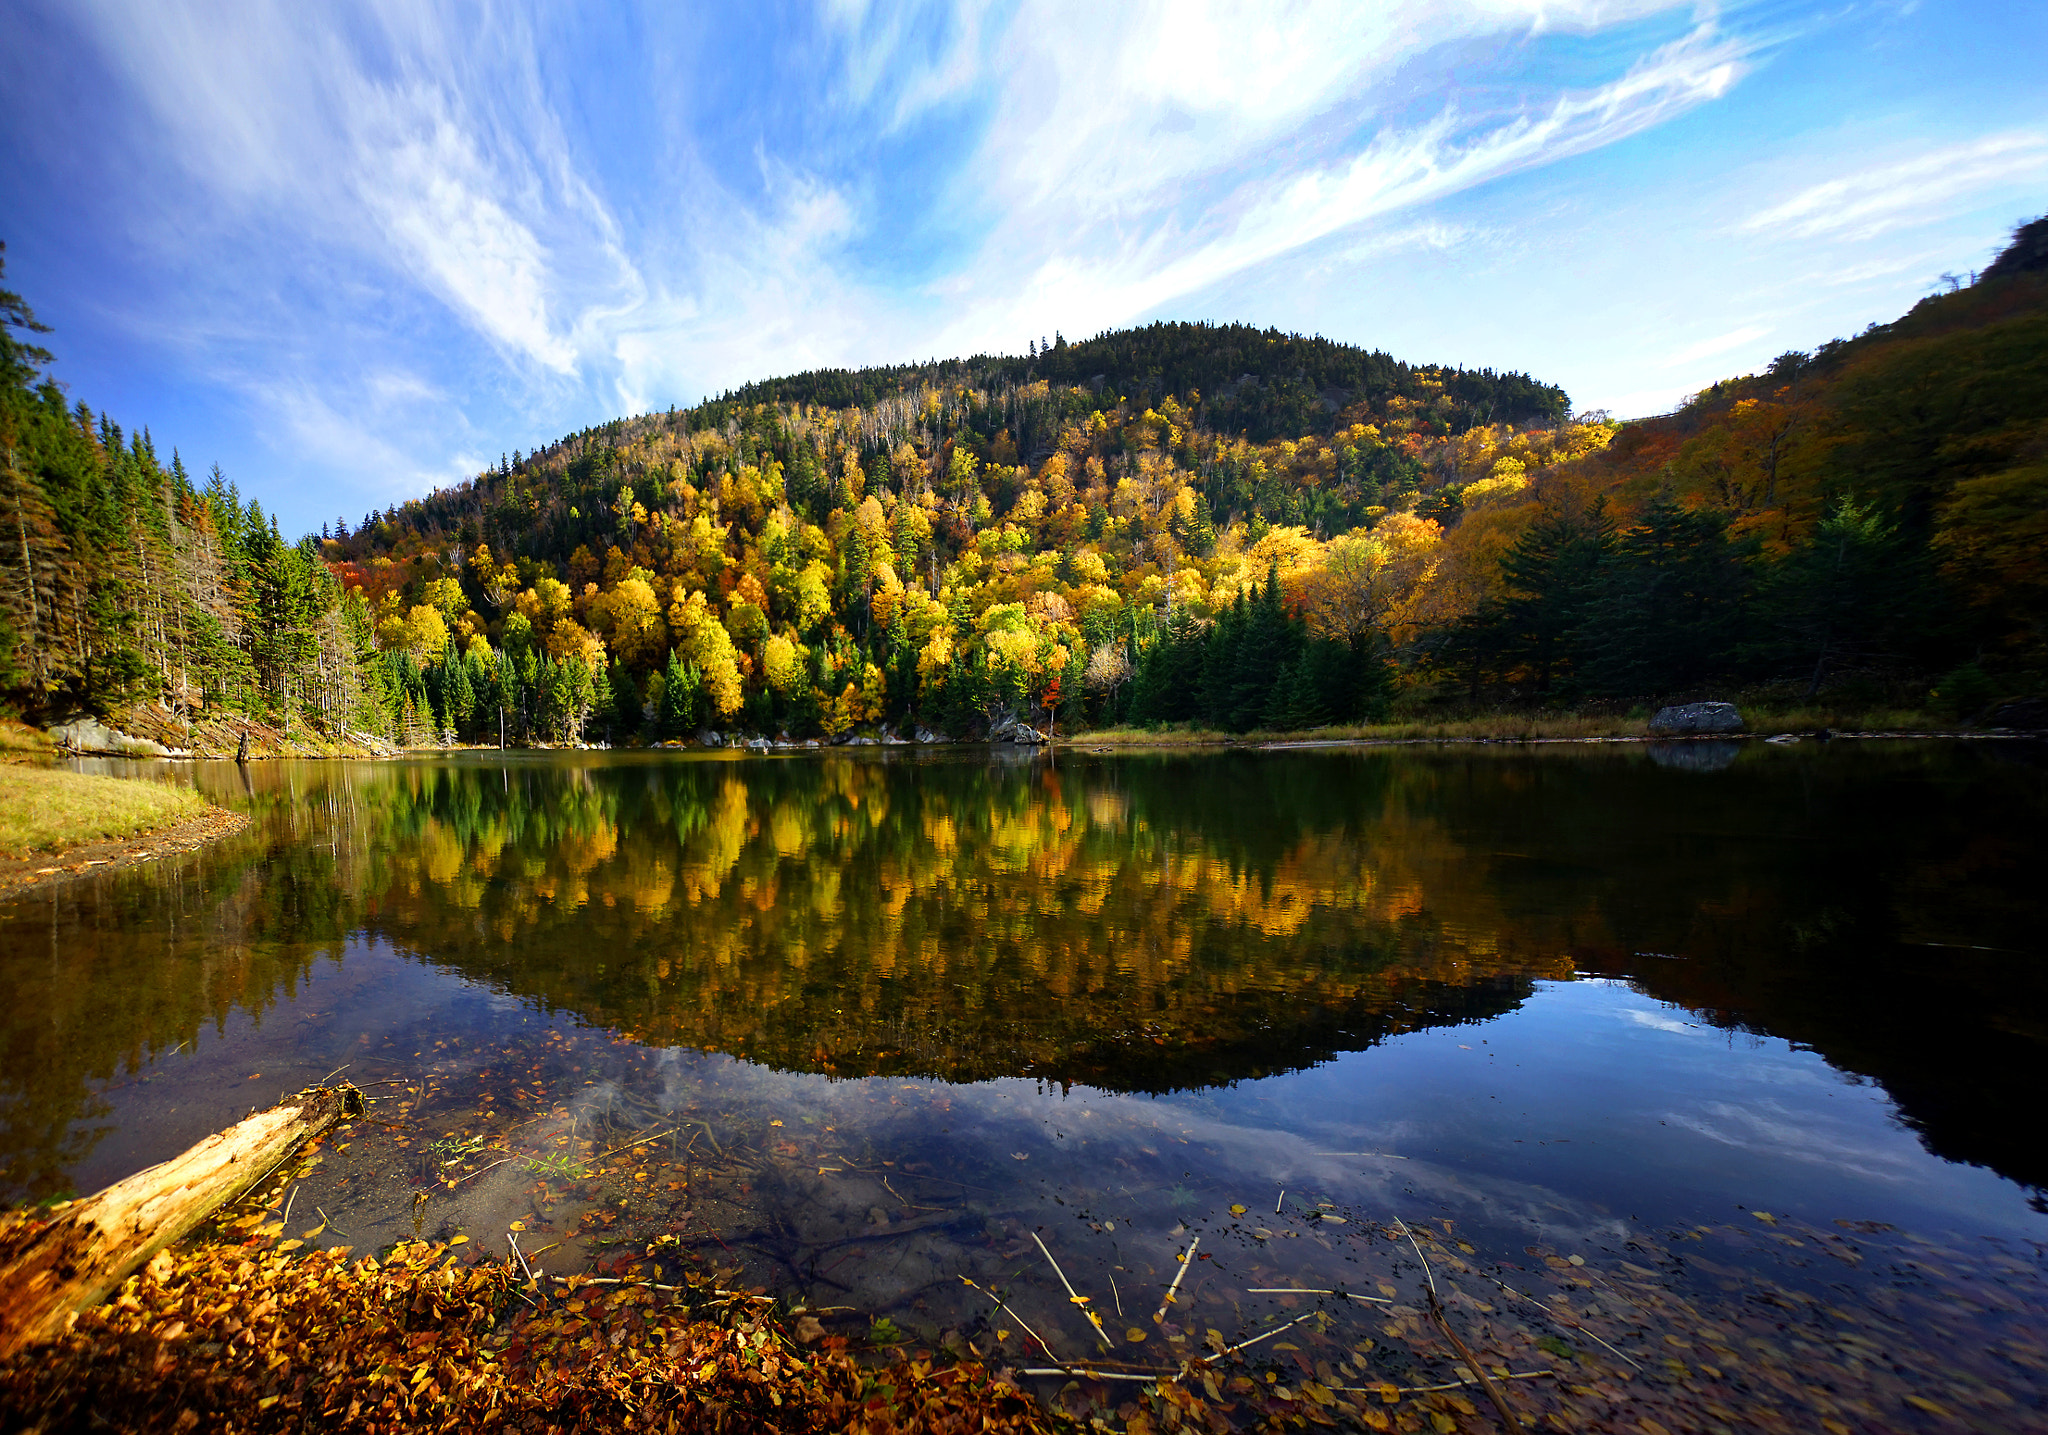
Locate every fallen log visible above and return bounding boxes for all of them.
[0,1082,362,1358]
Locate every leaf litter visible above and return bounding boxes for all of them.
[4,1017,2042,1433]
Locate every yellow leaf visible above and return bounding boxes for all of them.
[448,1234,470,1246]
[996,1328,1011,1341]
[509,1221,526,1231]
[1125,1327,1148,1343]
[1229,1204,1247,1216]
[769,1119,784,1127]
[1904,1397,1952,1418]
[299,1222,326,1239]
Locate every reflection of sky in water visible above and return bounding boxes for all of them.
[2,742,2042,1394]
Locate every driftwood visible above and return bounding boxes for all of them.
[0,1083,362,1358]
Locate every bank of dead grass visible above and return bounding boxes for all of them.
[0,765,206,858]
[1069,705,1954,748]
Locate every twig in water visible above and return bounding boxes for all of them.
[588,1127,679,1165]
[1390,1220,1519,1429]
[1427,1287,1522,1432]
[1032,1231,1112,1349]
[1221,1311,1315,1358]
[1249,1287,1330,1294]
[508,1230,543,1293]
[1483,1275,1642,1372]
[1020,1368,1164,1383]
[1393,1218,1439,1299]
[446,1155,518,1187]
[961,1276,1061,1364]
[1274,1189,1285,1215]
[1110,1271,1121,1318]
[1153,1235,1198,1325]
[1332,1371,1556,1395]
[280,1184,299,1228]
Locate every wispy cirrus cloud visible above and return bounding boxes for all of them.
[28,0,2033,532]
[928,16,1753,354]
[1661,322,1773,367]
[1742,130,2048,241]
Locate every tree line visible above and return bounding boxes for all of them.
[3,217,2041,747]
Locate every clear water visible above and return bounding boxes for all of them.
[3,742,2043,1427]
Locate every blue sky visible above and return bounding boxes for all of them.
[2,0,2044,537]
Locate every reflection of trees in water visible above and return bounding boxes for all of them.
[0,744,2041,1201]
[306,754,1576,1090]
[0,823,339,1200]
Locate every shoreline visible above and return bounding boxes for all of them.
[0,803,249,904]
[1054,725,2023,752]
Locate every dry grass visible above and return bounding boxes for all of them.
[0,764,207,857]
[1069,705,1959,748]
[0,719,54,758]
[1070,714,1642,747]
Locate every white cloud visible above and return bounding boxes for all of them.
[914,12,1751,356]
[70,0,624,377]
[1661,322,1772,368]
[1743,131,2048,242]
[45,0,1774,525]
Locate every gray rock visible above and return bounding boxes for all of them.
[696,730,724,748]
[847,735,878,746]
[987,718,1020,742]
[1009,724,1046,745]
[1987,698,2048,730]
[1647,701,1745,736]
[914,726,948,744]
[1766,733,1800,745]
[50,716,186,758]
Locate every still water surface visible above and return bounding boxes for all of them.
[2,742,2043,1427]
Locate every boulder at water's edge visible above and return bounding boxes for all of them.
[1648,702,1745,736]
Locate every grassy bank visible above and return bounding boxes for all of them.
[1065,704,1952,748]
[0,765,207,858]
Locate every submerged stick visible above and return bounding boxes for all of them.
[1221,1311,1318,1358]
[1032,1231,1111,1349]
[962,1276,1061,1364]
[1153,1235,1198,1325]
[1390,1220,1518,1429]
[0,1082,363,1358]
[1427,1289,1523,1433]
[1482,1274,1643,1372]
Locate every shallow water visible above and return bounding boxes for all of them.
[3,742,2043,1427]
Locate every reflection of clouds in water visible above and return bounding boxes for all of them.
[1623,1008,1700,1034]
[1662,1099,1918,1182]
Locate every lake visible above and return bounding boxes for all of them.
[3,741,2043,1429]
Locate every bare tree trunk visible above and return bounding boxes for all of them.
[0,1084,362,1358]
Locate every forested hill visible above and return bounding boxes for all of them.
[2,218,2043,752]
[717,322,1569,444]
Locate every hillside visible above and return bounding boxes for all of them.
[2,220,2043,747]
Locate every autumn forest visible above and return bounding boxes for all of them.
[2,218,2044,749]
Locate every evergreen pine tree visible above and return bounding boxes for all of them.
[1584,493,1748,698]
